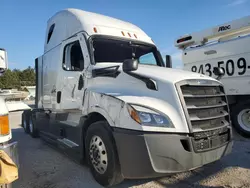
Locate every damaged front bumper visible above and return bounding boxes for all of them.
[113,127,233,179]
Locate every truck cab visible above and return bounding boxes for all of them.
[0,48,18,185]
[23,9,233,187]
[175,15,250,137]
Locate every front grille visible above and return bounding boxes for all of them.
[178,84,230,131]
[176,80,231,152]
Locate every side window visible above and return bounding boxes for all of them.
[63,41,84,71]
[47,24,55,44]
[139,52,157,65]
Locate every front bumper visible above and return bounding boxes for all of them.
[0,141,19,167]
[113,128,233,179]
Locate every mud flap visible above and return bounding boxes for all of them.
[0,150,18,184]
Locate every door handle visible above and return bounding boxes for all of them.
[204,50,217,55]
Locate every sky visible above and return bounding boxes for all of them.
[1,0,250,70]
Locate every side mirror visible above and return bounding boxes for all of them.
[213,67,225,80]
[123,59,138,72]
[165,55,172,68]
[0,48,7,74]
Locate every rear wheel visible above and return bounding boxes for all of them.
[85,121,123,187]
[231,102,250,137]
[22,112,30,134]
[29,114,39,138]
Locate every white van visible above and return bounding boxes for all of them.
[22,9,233,186]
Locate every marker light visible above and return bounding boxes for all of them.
[0,115,9,135]
[127,105,141,124]
[177,36,192,43]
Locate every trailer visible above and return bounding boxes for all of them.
[175,15,250,137]
[22,9,233,187]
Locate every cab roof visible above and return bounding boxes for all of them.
[44,8,154,52]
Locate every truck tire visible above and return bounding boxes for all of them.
[85,121,123,187]
[29,114,39,138]
[231,102,250,137]
[22,112,30,134]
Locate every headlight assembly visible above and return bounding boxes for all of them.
[127,104,174,128]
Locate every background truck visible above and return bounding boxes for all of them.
[175,16,250,137]
[0,48,19,186]
[22,9,233,187]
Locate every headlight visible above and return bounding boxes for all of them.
[127,104,174,128]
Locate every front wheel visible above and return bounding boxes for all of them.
[231,102,250,137]
[85,121,123,187]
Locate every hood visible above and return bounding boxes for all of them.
[92,63,216,84]
[133,64,215,84]
[89,63,220,97]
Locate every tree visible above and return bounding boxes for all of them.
[0,67,35,89]
[0,69,20,89]
[20,66,35,86]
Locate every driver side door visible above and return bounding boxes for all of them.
[59,36,85,110]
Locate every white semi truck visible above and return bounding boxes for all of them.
[0,48,18,186]
[22,9,233,187]
[175,16,250,137]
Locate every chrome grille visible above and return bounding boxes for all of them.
[176,81,230,132]
[176,80,231,152]
[185,96,227,109]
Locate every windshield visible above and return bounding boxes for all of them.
[91,38,163,66]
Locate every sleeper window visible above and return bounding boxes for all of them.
[47,24,55,44]
[63,41,84,71]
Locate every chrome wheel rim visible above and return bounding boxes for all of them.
[23,117,27,130]
[237,109,250,132]
[29,120,33,133]
[89,135,108,174]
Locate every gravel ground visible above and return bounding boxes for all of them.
[9,111,250,188]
